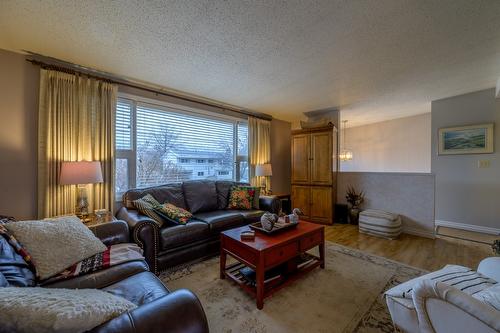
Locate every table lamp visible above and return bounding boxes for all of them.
[59,161,103,217]
[255,163,272,195]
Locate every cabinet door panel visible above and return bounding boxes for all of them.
[291,134,310,184]
[310,131,332,185]
[310,186,332,224]
[291,185,310,218]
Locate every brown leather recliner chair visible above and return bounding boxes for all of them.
[0,220,209,333]
[117,180,281,274]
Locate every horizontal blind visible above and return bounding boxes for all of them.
[116,99,132,150]
[136,102,235,187]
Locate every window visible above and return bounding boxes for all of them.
[115,97,249,195]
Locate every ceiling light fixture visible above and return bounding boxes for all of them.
[339,120,353,161]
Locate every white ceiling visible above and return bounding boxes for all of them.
[1,0,500,127]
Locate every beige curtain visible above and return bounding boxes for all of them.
[248,116,271,189]
[38,69,117,218]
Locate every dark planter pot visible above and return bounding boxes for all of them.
[349,207,360,225]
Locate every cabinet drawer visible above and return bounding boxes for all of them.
[300,231,323,252]
[265,242,298,268]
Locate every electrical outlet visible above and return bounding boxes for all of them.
[478,160,491,168]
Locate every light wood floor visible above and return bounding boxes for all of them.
[325,224,493,271]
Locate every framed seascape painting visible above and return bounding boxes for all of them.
[438,123,494,155]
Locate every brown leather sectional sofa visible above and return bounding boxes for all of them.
[0,220,209,333]
[117,180,281,274]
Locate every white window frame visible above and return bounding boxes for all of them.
[115,93,248,198]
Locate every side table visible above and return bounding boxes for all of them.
[272,193,291,214]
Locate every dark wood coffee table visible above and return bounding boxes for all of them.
[220,221,325,309]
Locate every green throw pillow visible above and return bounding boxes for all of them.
[156,203,193,225]
[227,186,255,210]
[132,194,165,227]
[232,186,260,209]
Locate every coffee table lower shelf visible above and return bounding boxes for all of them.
[222,254,322,303]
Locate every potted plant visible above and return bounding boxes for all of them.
[493,240,500,256]
[346,186,364,225]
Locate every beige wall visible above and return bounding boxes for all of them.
[270,119,291,194]
[340,113,431,173]
[0,49,39,219]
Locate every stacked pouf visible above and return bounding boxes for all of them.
[358,209,402,239]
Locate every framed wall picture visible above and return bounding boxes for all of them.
[438,123,494,155]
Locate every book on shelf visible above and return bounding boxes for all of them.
[239,265,284,286]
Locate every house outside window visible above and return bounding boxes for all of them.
[115,96,249,196]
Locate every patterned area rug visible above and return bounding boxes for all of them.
[160,242,426,333]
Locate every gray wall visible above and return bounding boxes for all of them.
[270,119,291,194]
[340,113,431,173]
[338,172,435,237]
[0,49,39,219]
[431,88,500,230]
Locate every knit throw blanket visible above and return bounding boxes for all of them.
[44,243,144,283]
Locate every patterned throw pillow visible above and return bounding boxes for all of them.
[227,187,254,210]
[0,223,37,274]
[234,186,260,209]
[132,194,165,227]
[156,203,193,225]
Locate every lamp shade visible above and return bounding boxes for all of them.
[59,161,103,185]
[255,163,272,177]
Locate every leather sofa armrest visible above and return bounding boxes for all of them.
[117,207,160,274]
[90,289,209,333]
[89,220,130,246]
[259,195,281,214]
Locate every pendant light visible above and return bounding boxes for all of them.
[339,120,353,161]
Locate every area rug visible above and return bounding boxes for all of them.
[160,242,427,333]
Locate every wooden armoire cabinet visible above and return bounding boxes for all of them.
[291,126,337,224]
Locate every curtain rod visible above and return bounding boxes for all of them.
[26,55,273,121]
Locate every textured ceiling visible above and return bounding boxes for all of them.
[1,0,500,126]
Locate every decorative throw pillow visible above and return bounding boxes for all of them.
[0,223,36,274]
[132,194,165,227]
[0,287,137,333]
[234,186,260,209]
[227,187,254,210]
[156,203,193,225]
[5,216,107,280]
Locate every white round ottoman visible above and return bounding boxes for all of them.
[359,209,402,239]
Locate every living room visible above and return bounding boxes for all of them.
[0,1,499,333]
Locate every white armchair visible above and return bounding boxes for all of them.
[386,257,500,333]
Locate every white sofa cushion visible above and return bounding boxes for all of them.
[412,280,500,333]
[0,287,137,333]
[385,264,497,299]
[473,284,500,311]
